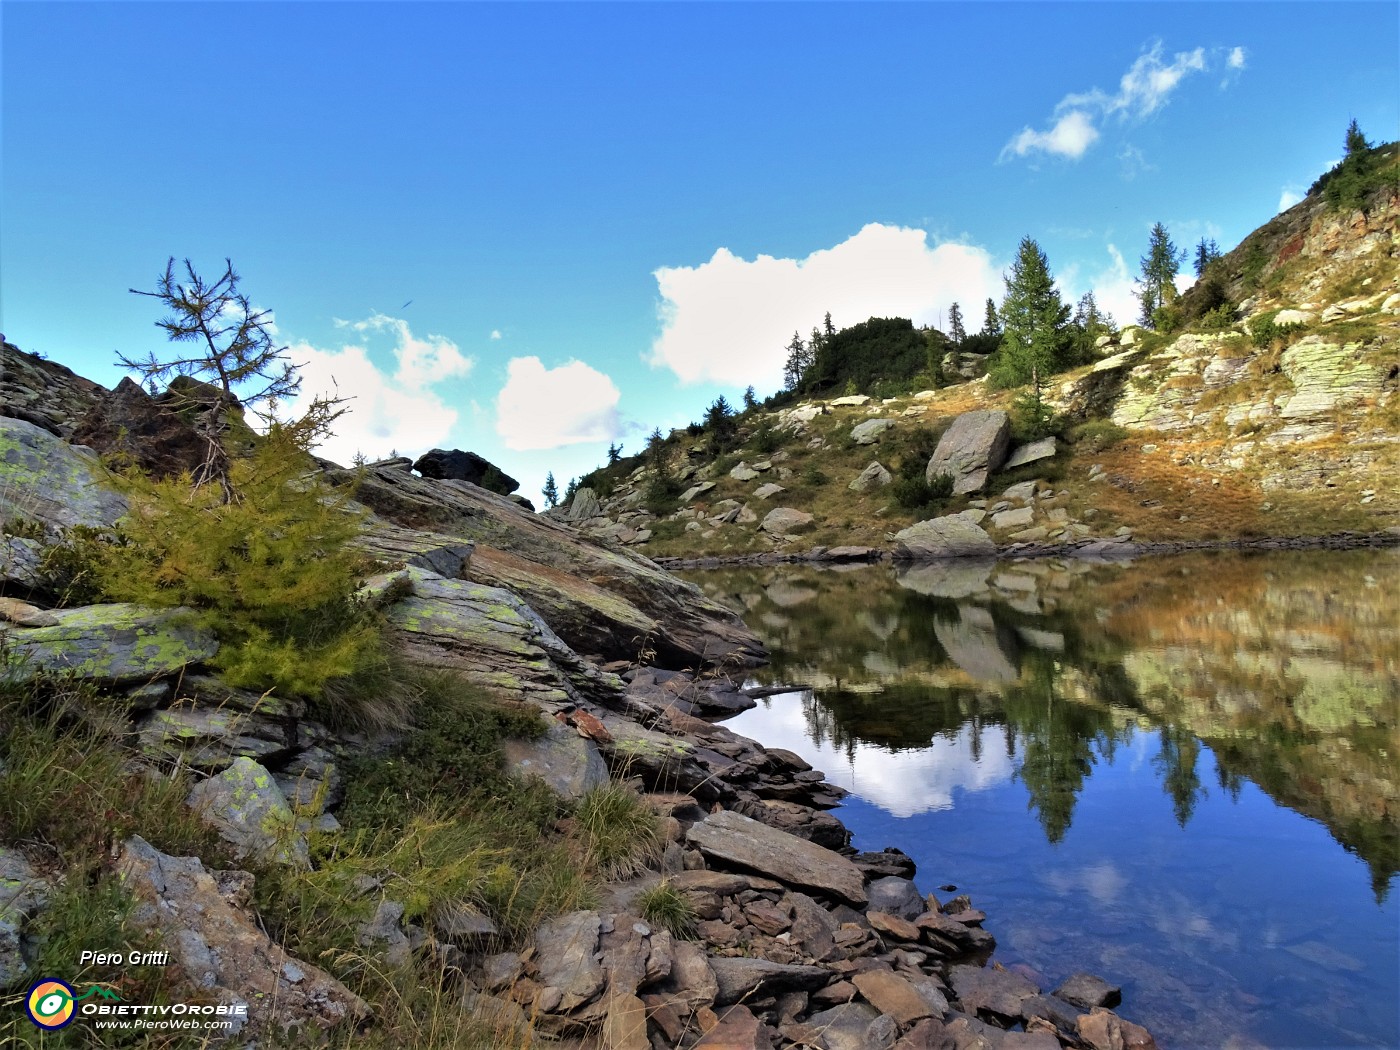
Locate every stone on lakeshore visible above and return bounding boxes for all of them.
[868,910,921,942]
[118,836,367,1039]
[187,757,310,869]
[1053,972,1121,1010]
[892,516,997,559]
[1004,437,1057,470]
[925,410,1011,494]
[753,482,785,500]
[1077,1007,1159,1050]
[1,603,218,686]
[686,810,867,906]
[867,876,926,921]
[949,963,1040,1022]
[850,418,895,445]
[708,957,831,1006]
[852,967,939,1025]
[801,1003,888,1050]
[991,506,1035,530]
[849,461,893,491]
[760,508,814,535]
[503,718,609,800]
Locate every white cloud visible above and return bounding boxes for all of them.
[1064,244,1141,330]
[649,223,1002,389]
[337,313,473,389]
[490,329,502,340]
[1002,110,1100,161]
[1278,187,1303,212]
[277,315,474,466]
[495,356,622,451]
[1004,42,1236,162]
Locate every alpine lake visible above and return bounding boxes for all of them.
[678,547,1399,1050]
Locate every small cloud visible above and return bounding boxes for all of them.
[490,329,502,340]
[339,313,473,389]
[649,223,1002,389]
[495,356,622,451]
[1227,46,1247,70]
[1278,187,1304,213]
[1003,42,1238,163]
[1002,110,1100,161]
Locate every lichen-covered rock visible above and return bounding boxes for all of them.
[1004,436,1057,470]
[925,410,1011,494]
[503,718,609,800]
[760,508,814,535]
[117,836,367,1038]
[0,604,217,685]
[0,415,127,532]
[187,757,310,869]
[892,516,997,560]
[850,418,895,445]
[850,461,893,492]
[387,566,623,708]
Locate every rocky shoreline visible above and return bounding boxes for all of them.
[485,662,1164,1050]
[652,527,1400,571]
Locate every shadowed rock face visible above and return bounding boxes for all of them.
[413,448,520,494]
[335,464,766,670]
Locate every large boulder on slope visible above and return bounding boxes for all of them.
[925,410,1011,494]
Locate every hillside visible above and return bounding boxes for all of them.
[550,157,1400,562]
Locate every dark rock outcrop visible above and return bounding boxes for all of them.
[413,447,520,494]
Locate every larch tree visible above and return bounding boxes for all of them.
[948,302,966,345]
[1137,223,1186,328]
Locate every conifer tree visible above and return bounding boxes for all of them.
[542,471,559,508]
[1137,223,1186,328]
[742,385,758,412]
[783,331,808,390]
[948,302,966,345]
[994,237,1070,388]
[1193,238,1222,278]
[981,298,1001,337]
[121,258,335,503]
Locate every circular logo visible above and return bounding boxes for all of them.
[26,979,77,1029]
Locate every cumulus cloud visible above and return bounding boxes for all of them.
[338,313,473,389]
[495,356,622,451]
[1278,187,1304,213]
[1003,42,1238,162]
[1063,244,1141,330]
[649,223,1002,389]
[279,315,474,466]
[1003,110,1100,161]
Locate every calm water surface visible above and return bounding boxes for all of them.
[680,549,1399,1050]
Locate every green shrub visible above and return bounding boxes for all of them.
[83,425,382,698]
[643,473,685,515]
[802,465,829,486]
[751,420,782,454]
[1198,302,1237,330]
[1071,419,1129,453]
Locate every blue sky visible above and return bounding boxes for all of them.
[3,2,1396,505]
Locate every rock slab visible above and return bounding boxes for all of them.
[686,809,867,906]
[925,410,1011,494]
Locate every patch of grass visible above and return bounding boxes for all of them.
[1071,419,1130,453]
[637,880,698,938]
[574,782,663,879]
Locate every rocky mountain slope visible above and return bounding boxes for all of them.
[551,177,1399,564]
